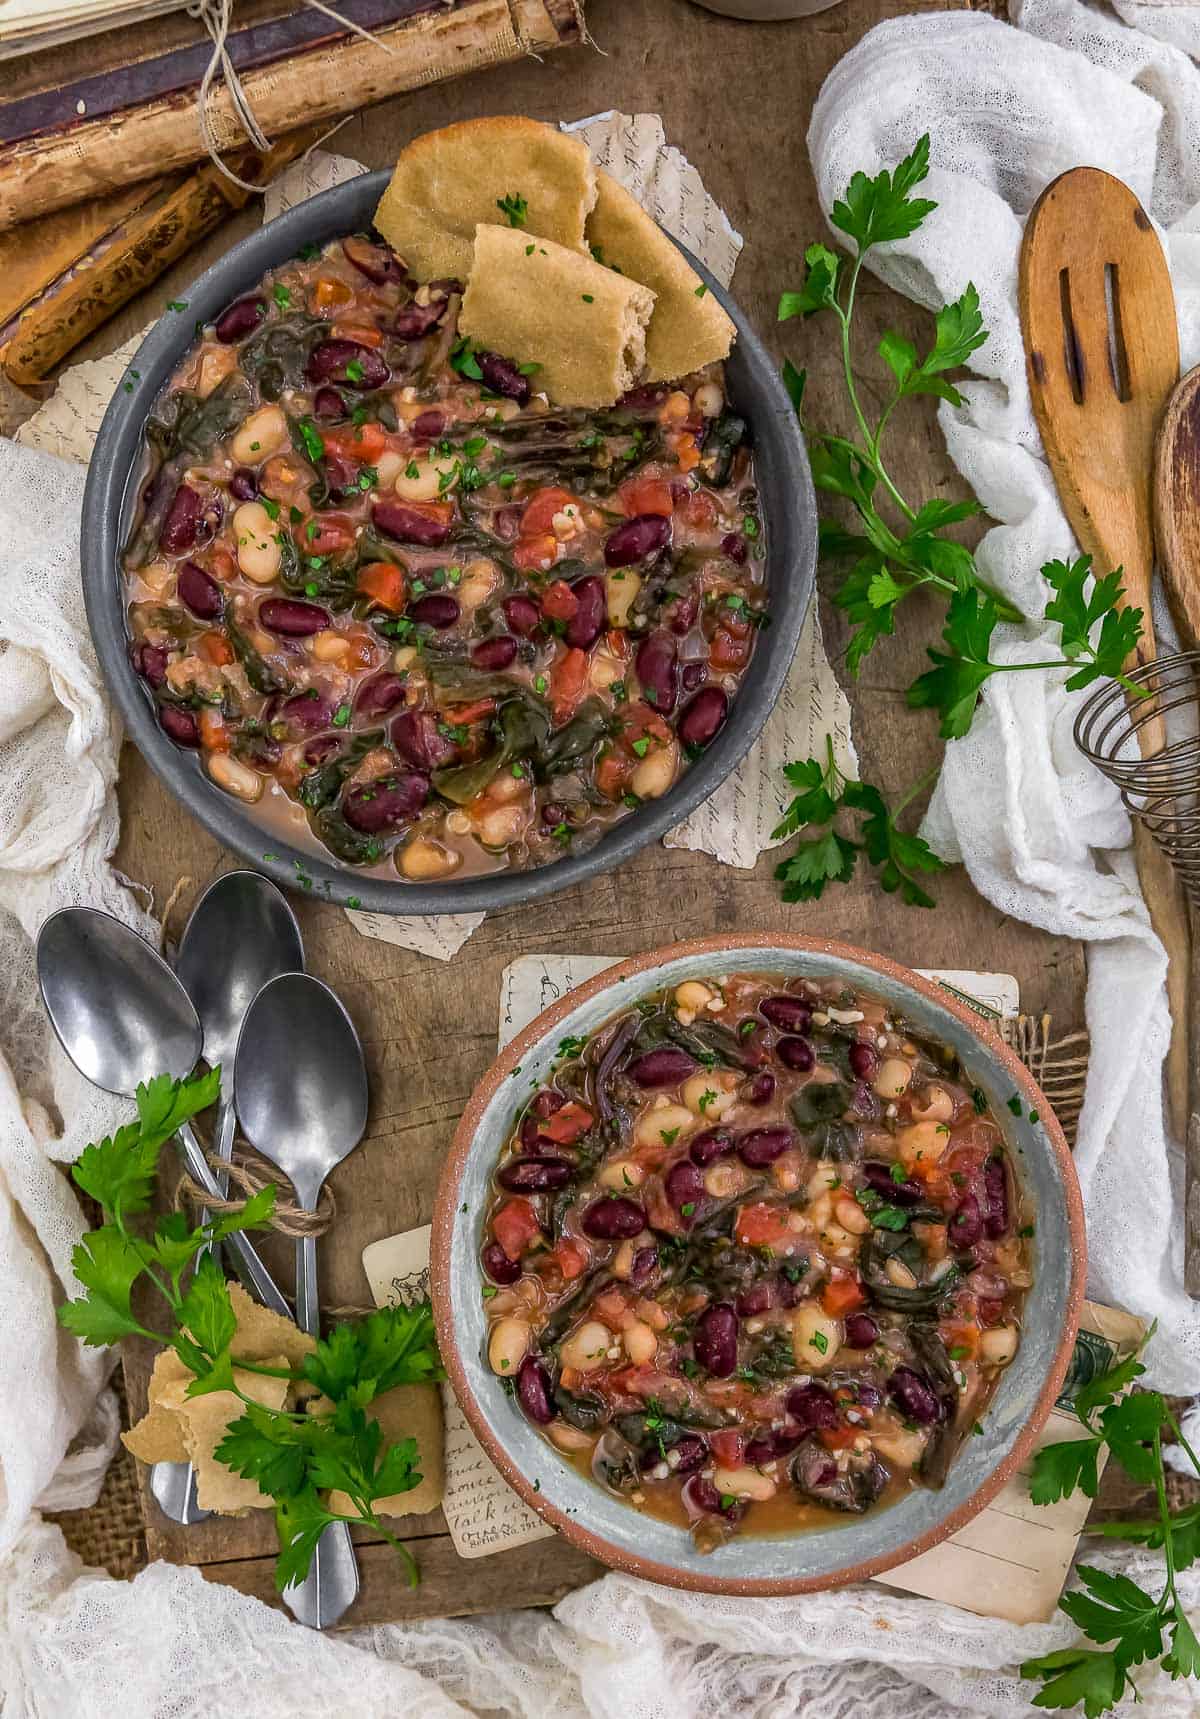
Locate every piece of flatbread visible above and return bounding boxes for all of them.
[122,1348,191,1465]
[158,1355,292,1515]
[586,170,735,383]
[226,1281,315,1372]
[460,224,656,408]
[374,116,596,284]
[320,1383,444,1519]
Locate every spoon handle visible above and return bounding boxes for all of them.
[178,1120,292,1318]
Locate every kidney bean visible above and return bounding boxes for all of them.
[745,1425,805,1465]
[671,1434,707,1475]
[844,1313,880,1349]
[689,1127,734,1167]
[665,1160,705,1217]
[627,1046,697,1087]
[472,635,518,670]
[983,1156,1010,1238]
[313,387,346,422]
[343,234,406,283]
[851,1080,882,1122]
[888,1367,943,1425]
[977,1296,1005,1328]
[776,1036,815,1071]
[735,1279,778,1317]
[743,1071,776,1106]
[721,531,748,565]
[629,1246,659,1289]
[341,772,429,833]
[682,1474,724,1516]
[541,802,567,829]
[176,560,223,620]
[159,703,199,746]
[737,1126,794,1167]
[303,735,341,766]
[482,1242,520,1286]
[786,1382,839,1431]
[355,673,408,719]
[861,1160,923,1206]
[665,591,698,637]
[856,1382,883,1410]
[516,1355,555,1425]
[229,467,259,501]
[581,1197,646,1240]
[605,513,671,567]
[848,1042,878,1079]
[497,1155,575,1193]
[950,1191,983,1248]
[759,995,812,1033]
[132,641,168,687]
[411,410,445,442]
[678,687,728,749]
[635,629,678,716]
[321,452,360,502]
[408,594,460,629]
[391,709,457,770]
[280,691,334,733]
[478,350,531,404]
[159,483,204,554]
[620,383,667,410]
[501,594,540,637]
[680,662,707,692]
[565,576,606,650]
[259,598,330,637]
[693,1303,738,1377]
[529,1090,566,1120]
[306,339,389,389]
[372,500,451,547]
[214,294,267,342]
[393,301,446,340]
[779,1272,810,1309]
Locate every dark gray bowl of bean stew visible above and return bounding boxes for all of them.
[81,170,815,912]
[432,935,1085,1594]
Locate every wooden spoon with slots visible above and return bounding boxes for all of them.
[1020,166,1191,1139]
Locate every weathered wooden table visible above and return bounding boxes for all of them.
[10,0,1118,1625]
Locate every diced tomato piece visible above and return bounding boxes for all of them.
[356,561,407,612]
[331,321,384,347]
[595,747,633,800]
[710,1429,745,1467]
[208,546,237,583]
[314,277,353,311]
[552,1238,589,1282]
[440,697,496,725]
[559,1364,582,1391]
[939,1319,980,1358]
[299,513,356,557]
[672,431,701,473]
[592,1285,633,1329]
[619,476,674,517]
[618,700,673,755]
[734,1201,795,1252]
[683,488,719,529]
[512,532,559,573]
[976,1297,1005,1328]
[605,628,631,659]
[821,1276,867,1316]
[197,632,234,666]
[550,646,589,726]
[522,485,576,536]
[539,1100,593,1144]
[818,1425,858,1451]
[198,707,231,751]
[540,579,580,623]
[321,422,389,463]
[709,623,752,672]
[492,1196,541,1261]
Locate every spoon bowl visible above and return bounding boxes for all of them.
[175,871,305,1077]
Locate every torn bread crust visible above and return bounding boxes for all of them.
[461,223,656,408]
[586,170,735,383]
[374,115,596,284]
[161,1355,292,1516]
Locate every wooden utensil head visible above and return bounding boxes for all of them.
[1156,366,1200,655]
[1019,166,1179,623]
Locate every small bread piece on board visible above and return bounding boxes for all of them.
[122,1348,191,1464]
[461,224,656,408]
[586,171,735,383]
[324,1383,445,1519]
[374,116,596,283]
[227,1281,314,1371]
[159,1354,292,1515]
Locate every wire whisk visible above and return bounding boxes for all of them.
[1074,650,1200,903]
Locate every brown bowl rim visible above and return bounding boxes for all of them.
[430,931,1087,1596]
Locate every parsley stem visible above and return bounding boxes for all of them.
[1165,1409,1200,1480]
[839,254,916,525]
[890,762,941,820]
[1152,1427,1179,1609]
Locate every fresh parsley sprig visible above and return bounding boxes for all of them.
[1022,1333,1200,1713]
[58,1072,443,1591]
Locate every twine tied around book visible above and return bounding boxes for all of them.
[189,0,396,193]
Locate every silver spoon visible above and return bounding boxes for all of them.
[235,973,367,1630]
[36,908,292,1321]
[152,873,304,1527]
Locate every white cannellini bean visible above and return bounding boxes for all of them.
[911,1084,954,1123]
[703,1161,746,1199]
[623,1321,658,1364]
[634,1103,695,1148]
[230,404,289,467]
[790,1306,841,1371]
[560,1320,613,1373]
[394,451,458,501]
[393,645,418,671]
[872,1425,927,1467]
[197,346,238,398]
[233,501,282,583]
[873,1057,914,1099]
[978,1324,1019,1367]
[675,980,716,1011]
[681,1070,738,1119]
[488,1317,531,1376]
[631,740,680,801]
[598,1159,645,1190]
[712,1466,777,1502]
[310,629,351,663]
[693,381,724,418]
[399,836,462,880]
[206,752,263,802]
[457,558,501,610]
[375,449,406,489]
[806,1160,840,1200]
[606,569,642,628]
[612,1240,637,1280]
[897,1119,951,1174]
[548,1421,596,1453]
[834,1195,870,1235]
[885,1256,918,1290]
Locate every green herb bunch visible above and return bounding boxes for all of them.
[1023,1333,1200,1712]
[59,1071,443,1590]
[774,136,1146,908]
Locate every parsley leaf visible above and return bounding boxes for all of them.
[907,586,1000,738]
[830,134,938,251]
[1042,556,1145,692]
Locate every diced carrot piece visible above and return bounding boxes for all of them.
[710,1429,745,1467]
[709,624,752,672]
[619,476,674,517]
[818,1425,858,1451]
[197,632,234,666]
[440,697,495,725]
[492,1196,541,1261]
[559,1365,582,1391]
[733,1201,794,1251]
[314,277,353,310]
[539,1100,593,1144]
[331,321,384,347]
[512,533,559,573]
[357,561,407,612]
[673,432,701,473]
[550,646,588,726]
[939,1320,980,1359]
[618,700,673,754]
[540,579,579,623]
[821,1276,867,1316]
[299,512,355,556]
[595,747,633,800]
[552,1238,589,1282]
[320,422,389,463]
[522,486,576,536]
[198,707,231,751]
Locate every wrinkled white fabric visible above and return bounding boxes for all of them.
[6,12,1200,1714]
[810,0,1200,1399]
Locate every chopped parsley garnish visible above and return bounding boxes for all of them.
[260,496,280,520]
[695,283,708,298]
[809,1331,829,1355]
[497,191,529,228]
[332,704,351,728]
[272,284,291,310]
[660,1127,681,1146]
[631,737,651,758]
[581,293,594,304]
[344,359,365,383]
[1006,1095,1023,1115]
[297,417,324,462]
